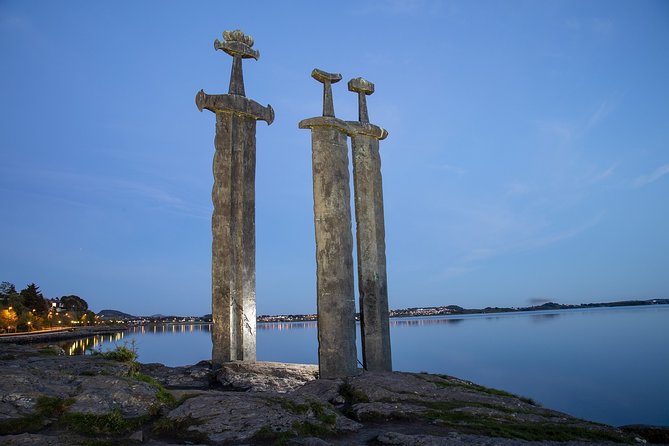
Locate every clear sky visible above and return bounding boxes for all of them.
[1,1,667,316]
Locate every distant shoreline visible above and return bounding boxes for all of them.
[3,302,665,344]
[0,325,126,344]
[97,298,668,325]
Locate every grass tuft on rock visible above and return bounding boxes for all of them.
[38,346,63,356]
[35,395,75,418]
[0,396,75,435]
[60,408,142,435]
[151,415,209,444]
[132,372,177,407]
[338,380,370,404]
[96,345,137,363]
[422,403,632,443]
[416,372,539,406]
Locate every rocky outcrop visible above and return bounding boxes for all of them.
[0,344,157,419]
[0,343,662,446]
[216,360,319,392]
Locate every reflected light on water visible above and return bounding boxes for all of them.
[258,321,317,331]
[390,317,464,326]
[50,331,126,356]
[139,323,212,335]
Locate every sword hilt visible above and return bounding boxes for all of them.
[311,68,342,118]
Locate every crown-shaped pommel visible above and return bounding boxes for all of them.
[348,77,374,95]
[214,29,259,60]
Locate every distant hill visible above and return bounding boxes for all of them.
[97,309,136,320]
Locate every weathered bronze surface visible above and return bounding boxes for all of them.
[299,69,358,379]
[348,77,392,372]
[196,30,273,367]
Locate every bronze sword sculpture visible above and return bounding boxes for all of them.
[196,30,273,367]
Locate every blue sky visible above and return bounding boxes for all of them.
[1,1,667,316]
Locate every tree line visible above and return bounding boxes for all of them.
[0,281,95,333]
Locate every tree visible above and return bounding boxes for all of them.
[1,281,17,296]
[60,295,88,313]
[20,283,48,317]
[1,281,18,306]
[0,307,18,332]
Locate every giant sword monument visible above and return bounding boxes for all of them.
[196,30,273,367]
[300,70,392,377]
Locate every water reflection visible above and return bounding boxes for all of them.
[390,317,464,326]
[258,321,317,330]
[530,313,561,322]
[51,313,562,356]
[133,323,212,335]
[41,331,126,356]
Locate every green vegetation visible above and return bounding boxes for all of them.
[0,413,45,435]
[78,439,120,446]
[308,401,337,425]
[61,409,136,435]
[338,380,370,404]
[422,403,631,443]
[35,395,75,418]
[253,424,294,445]
[253,419,335,446]
[415,373,539,406]
[151,416,209,444]
[251,399,338,445]
[96,344,138,363]
[0,396,74,435]
[92,340,139,370]
[0,281,95,332]
[271,398,335,425]
[132,372,177,407]
[93,341,176,407]
[291,419,334,437]
[38,346,64,356]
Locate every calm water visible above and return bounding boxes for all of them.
[61,305,669,427]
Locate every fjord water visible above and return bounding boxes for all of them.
[82,305,668,427]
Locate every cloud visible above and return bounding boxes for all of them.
[515,214,602,253]
[584,163,617,185]
[30,168,209,219]
[536,120,575,143]
[537,98,619,143]
[633,164,669,188]
[585,100,615,132]
[437,266,475,280]
[435,214,602,284]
